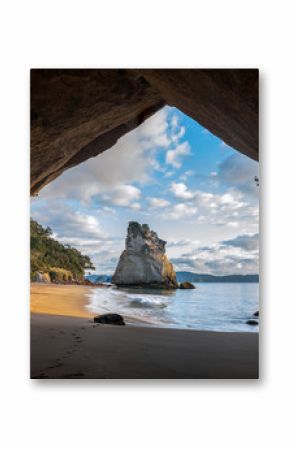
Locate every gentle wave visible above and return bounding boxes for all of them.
[129,297,168,309]
[85,283,259,332]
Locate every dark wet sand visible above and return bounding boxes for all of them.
[31,313,259,379]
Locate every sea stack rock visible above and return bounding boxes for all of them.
[112,222,178,289]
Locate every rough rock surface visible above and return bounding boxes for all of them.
[31,69,164,195]
[31,69,258,195]
[179,281,196,289]
[139,69,258,161]
[33,272,51,283]
[112,222,178,289]
[246,319,259,326]
[94,313,125,326]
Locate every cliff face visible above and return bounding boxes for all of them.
[112,222,178,289]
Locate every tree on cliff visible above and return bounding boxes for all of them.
[30,219,95,280]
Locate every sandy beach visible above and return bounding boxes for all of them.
[31,283,94,318]
[30,283,259,379]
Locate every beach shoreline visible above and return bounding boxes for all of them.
[30,283,259,379]
[30,283,157,326]
[30,282,95,318]
[31,313,259,379]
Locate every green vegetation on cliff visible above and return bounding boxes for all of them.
[30,219,95,280]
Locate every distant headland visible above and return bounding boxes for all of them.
[86,272,259,284]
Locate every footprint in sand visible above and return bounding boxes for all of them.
[47,361,63,370]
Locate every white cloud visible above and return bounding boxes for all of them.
[102,184,141,208]
[173,186,249,216]
[32,205,107,241]
[35,104,196,227]
[170,182,194,199]
[162,185,258,231]
[166,141,191,168]
[227,221,239,228]
[38,106,193,210]
[171,233,259,275]
[167,239,201,247]
[218,152,259,197]
[148,197,170,208]
[101,206,116,214]
[179,170,195,181]
[172,126,185,143]
[222,233,259,251]
[40,107,172,207]
[171,115,179,128]
[166,203,197,219]
[138,108,170,147]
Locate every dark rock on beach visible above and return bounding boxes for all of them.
[253,311,259,317]
[83,279,96,286]
[94,283,112,288]
[179,282,196,289]
[93,313,125,326]
[246,319,259,326]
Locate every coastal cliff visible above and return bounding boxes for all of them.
[112,222,178,289]
[30,218,95,283]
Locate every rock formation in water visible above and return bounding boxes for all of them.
[179,281,196,289]
[112,222,178,289]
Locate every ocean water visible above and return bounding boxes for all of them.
[85,283,259,332]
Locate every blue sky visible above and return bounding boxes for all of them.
[31,106,259,275]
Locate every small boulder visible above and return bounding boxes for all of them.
[83,279,95,286]
[253,310,259,317]
[246,319,259,326]
[179,282,196,289]
[95,283,112,288]
[93,313,125,326]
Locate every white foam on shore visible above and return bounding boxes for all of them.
[85,284,259,332]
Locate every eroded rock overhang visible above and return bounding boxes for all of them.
[31,69,258,196]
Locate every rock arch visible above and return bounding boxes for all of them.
[31,69,258,196]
